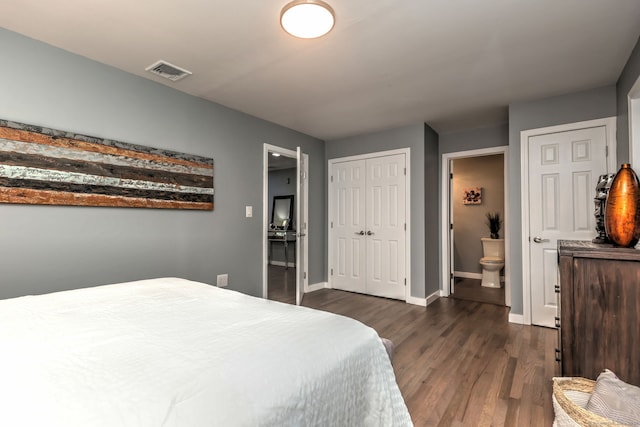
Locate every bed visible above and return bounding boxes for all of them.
[0,277,412,426]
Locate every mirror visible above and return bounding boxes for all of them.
[271,195,294,230]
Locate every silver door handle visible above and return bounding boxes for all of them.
[367,230,375,236]
[297,233,306,237]
[533,236,549,243]
[355,231,365,235]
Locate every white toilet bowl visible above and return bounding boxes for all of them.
[480,238,504,288]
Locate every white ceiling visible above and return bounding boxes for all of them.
[1,1,640,140]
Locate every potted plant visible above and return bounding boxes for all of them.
[486,212,502,239]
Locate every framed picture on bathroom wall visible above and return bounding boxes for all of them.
[463,187,482,205]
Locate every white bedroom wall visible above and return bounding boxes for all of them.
[0,28,325,299]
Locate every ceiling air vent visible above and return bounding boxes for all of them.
[145,60,192,82]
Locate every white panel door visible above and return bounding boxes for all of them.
[330,153,406,300]
[366,154,406,299]
[331,160,367,293]
[528,126,608,327]
[295,148,308,306]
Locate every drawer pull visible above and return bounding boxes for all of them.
[555,348,561,362]
[555,316,561,328]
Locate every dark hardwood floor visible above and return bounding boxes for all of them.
[267,265,296,304]
[301,289,557,426]
[451,277,505,306]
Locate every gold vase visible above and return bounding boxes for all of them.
[604,164,640,247]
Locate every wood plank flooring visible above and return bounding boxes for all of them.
[301,289,557,426]
[267,265,296,305]
[451,277,505,306]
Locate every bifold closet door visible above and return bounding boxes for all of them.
[331,154,406,300]
[366,154,406,299]
[332,160,367,293]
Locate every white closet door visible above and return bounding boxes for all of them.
[366,154,406,299]
[331,160,367,293]
[330,153,407,300]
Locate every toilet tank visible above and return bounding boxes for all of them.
[481,238,505,258]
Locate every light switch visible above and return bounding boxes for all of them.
[245,206,253,217]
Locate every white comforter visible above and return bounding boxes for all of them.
[0,278,412,426]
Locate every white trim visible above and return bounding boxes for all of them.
[440,146,510,308]
[406,295,427,307]
[520,117,617,325]
[327,147,412,303]
[629,76,640,169]
[262,143,298,300]
[269,260,296,268]
[453,271,482,280]
[508,312,525,324]
[306,282,327,293]
[425,291,440,306]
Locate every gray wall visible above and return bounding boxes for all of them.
[424,124,440,296]
[507,85,617,314]
[325,124,428,298]
[439,123,508,155]
[617,36,640,158]
[0,28,325,299]
[452,155,504,274]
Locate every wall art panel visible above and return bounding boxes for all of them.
[0,120,214,210]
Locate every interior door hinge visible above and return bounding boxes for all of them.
[404,223,406,231]
[404,278,406,285]
[450,173,453,179]
[450,273,454,279]
[404,167,407,176]
[331,175,333,183]
[450,223,453,230]
[331,221,333,228]
[304,271,307,279]
[331,268,334,276]
[605,146,609,157]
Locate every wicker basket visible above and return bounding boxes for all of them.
[552,377,631,427]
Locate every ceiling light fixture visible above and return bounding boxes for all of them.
[271,153,281,157]
[280,0,335,39]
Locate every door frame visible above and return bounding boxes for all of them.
[629,75,640,169]
[262,143,309,301]
[440,146,510,307]
[520,117,617,325]
[327,147,411,302]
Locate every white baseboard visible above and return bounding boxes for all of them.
[269,261,295,268]
[406,295,426,307]
[508,312,525,324]
[454,271,482,280]
[306,282,327,293]
[454,271,505,281]
[426,291,440,306]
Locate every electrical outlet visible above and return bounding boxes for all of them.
[216,274,228,287]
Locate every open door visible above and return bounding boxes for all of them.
[295,147,308,305]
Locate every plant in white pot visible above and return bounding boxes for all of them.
[486,212,502,239]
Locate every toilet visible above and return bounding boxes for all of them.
[480,238,504,288]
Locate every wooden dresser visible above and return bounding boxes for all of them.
[557,240,640,384]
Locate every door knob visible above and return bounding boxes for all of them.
[533,236,549,243]
[366,230,375,236]
[355,230,365,235]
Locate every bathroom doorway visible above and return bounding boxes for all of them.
[441,147,508,307]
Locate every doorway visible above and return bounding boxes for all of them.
[441,146,510,307]
[262,144,308,305]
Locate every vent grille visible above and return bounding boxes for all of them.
[145,60,192,82]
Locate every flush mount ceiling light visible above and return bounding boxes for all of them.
[280,0,335,39]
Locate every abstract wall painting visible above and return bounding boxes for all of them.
[463,187,482,205]
[0,119,214,210]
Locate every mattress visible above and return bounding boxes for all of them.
[0,277,412,426]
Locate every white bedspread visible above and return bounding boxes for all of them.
[0,278,412,426]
